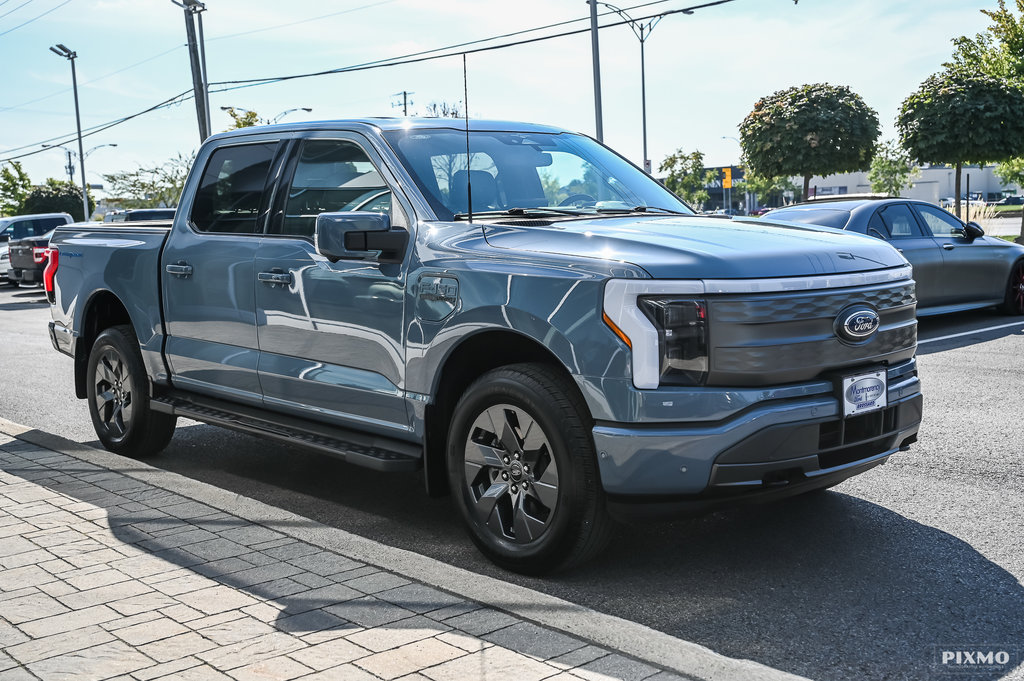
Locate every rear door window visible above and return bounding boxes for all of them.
[876,204,922,238]
[191,142,279,234]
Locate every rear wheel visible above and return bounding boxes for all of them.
[87,325,176,457]
[1001,259,1024,315]
[447,363,611,574]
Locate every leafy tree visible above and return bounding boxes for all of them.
[739,83,880,201]
[946,0,1024,83]
[995,157,1024,235]
[735,164,796,207]
[658,149,717,208]
[103,153,194,209]
[422,101,462,118]
[897,70,1024,216]
[223,107,260,130]
[946,1,1024,236]
[0,161,32,216]
[867,140,919,197]
[22,179,94,221]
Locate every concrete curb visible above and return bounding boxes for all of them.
[0,417,808,681]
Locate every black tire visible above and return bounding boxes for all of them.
[86,325,176,457]
[1000,259,1024,315]
[446,363,611,574]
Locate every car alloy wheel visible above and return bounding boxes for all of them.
[93,347,135,440]
[462,403,560,545]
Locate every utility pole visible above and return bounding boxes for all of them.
[48,44,89,221]
[391,91,414,116]
[175,0,211,141]
[588,0,603,142]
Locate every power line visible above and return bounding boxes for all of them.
[0,43,185,114]
[207,0,397,42]
[0,0,70,38]
[0,0,734,162]
[0,0,32,21]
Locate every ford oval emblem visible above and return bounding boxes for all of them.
[835,306,880,343]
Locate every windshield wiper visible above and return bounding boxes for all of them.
[452,207,588,220]
[594,205,690,215]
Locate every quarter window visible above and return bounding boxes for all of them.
[916,204,965,237]
[191,142,278,234]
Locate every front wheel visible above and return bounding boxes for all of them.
[447,363,611,574]
[86,325,176,457]
[1001,260,1024,315]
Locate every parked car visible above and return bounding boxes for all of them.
[763,198,1024,316]
[103,208,177,222]
[47,118,923,573]
[0,213,73,284]
[994,196,1024,206]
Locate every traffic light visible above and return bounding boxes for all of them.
[723,167,733,189]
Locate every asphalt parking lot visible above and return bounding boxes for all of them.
[1,283,1022,681]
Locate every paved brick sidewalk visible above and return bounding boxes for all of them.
[0,432,693,681]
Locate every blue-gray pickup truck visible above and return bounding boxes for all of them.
[47,119,922,573]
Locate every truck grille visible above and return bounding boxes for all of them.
[706,279,917,386]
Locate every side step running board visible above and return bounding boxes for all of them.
[151,392,421,473]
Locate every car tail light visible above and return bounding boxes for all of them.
[32,246,48,264]
[43,248,59,304]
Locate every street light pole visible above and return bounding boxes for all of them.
[49,44,89,221]
[588,0,603,142]
[597,3,674,174]
[272,107,313,124]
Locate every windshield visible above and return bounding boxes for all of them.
[382,128,693,221]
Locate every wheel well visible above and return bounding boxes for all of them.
[74,291,131,398]
[423,330,582,497]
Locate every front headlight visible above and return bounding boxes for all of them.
[637,297,707,386]
[603,279,708,389]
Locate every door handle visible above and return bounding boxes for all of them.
[165,262,193,277]
[258,271,292,285]
[942,243,955,250]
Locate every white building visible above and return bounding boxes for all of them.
[799,165,1021,204]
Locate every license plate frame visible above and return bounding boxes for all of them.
[841,370,887,417]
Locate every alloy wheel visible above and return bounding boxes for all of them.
[462,404,559,544]
[93,348,134,439]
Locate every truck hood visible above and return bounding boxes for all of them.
[481,215,907,278]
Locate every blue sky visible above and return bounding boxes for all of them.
[0,0,994,196]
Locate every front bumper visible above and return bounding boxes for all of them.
[592,360,921,506]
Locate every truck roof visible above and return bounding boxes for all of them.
[207,118,573,143]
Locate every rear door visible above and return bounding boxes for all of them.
[870,203,945,308]
[911,203,1003,304]
[253,134,413,435]
[161,139,285,404]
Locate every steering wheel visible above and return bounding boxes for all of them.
[559,193,596,207]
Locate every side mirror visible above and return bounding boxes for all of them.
[315,211,408,264]
[964,221,985,240]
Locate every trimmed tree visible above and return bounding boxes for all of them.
[22,179,95,221]
[867,140,919,197]
[658,149,717,209]
[897,70,1024,217]
[739,83,879,201]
